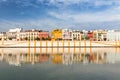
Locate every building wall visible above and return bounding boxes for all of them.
[101,33,107,41]
[62,29,72,41]
[93,30,107,41]
[93,31,98,41]
[107,31,120,41]
[72,30,81,41]
[8,28,23,40]
[39,31,49,40]
[17,32,26,40]
[18,30,40,41]
[7,32,17,40]
[88,32,94,41]
[51,29,62,41]
[0,32,7,40]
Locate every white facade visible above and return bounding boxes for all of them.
[17,32,26,40]
[101,33,107,41]
[62,29,81,41]
[107,30,120,41]
[0,32,6,37]
[0,32,7,40]
[17,29,40,41]
[7,28,23,40]
[62,29,72,40]
[72,30,81,41]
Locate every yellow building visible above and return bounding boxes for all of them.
[51,29,62,41]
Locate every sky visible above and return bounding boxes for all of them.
[0,0,120,31]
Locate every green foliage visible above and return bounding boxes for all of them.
[24,37,28,41]
[35,37,40,41]
[42,37,45,40]
[85,36,89,40]
[8,37,12,40]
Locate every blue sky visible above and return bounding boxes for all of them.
[0,0,120,31]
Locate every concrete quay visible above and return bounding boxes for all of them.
[0,41,119,48]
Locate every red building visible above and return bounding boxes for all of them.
[39,31,50,40]
[87,32,94,40]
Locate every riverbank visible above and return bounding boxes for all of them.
[0,41,120,54]
[0,41,119,48]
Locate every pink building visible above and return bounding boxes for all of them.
[39,31,49,40]
[88,32,94,41]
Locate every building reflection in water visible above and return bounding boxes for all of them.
[0,49,120,66]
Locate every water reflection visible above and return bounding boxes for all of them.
[0,48,120,66]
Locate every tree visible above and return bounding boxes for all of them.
[35,37,40,41]
[85,36,89,40]
[59,38,62,41]
[47,37,51,41]
[24,37,28,41]
[81,37,84,40]
[8,37,12,40]
[42,37,45,40]
[73,38,77,41]
[45,38,48,40]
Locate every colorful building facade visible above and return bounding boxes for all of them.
[18,29,41,41]
[62,29,72,41]
[39,31,50,40]
[87,31,94,41]
[51,29,62,41]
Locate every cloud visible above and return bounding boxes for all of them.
[1,19,120,32]
[47,0,120,7]
[1,0,120,8]
[48,5,120,23]
[0,0,7,2]
[0,19,75,32]
[1,0,120,31]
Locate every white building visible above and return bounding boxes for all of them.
[101,33,107,41]
[17,32,26,41]
[7,28,23,40]
[72,30,81,41]
[62,29,72,41]
[17,29,41,41]
[107,30,120,41]
[0,32,7,40]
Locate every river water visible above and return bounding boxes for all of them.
[0,48,120,80]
